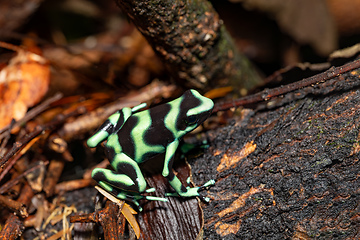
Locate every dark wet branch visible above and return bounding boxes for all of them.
[114,0,262,91]
[213,58,360,112]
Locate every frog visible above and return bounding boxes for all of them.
[87,89,215,210]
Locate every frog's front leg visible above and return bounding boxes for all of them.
[87,108,132,148]
[162,140,215,201]
[87,103,147,148]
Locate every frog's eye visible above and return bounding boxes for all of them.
[186,115,198,125]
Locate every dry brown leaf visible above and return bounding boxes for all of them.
[0,42,50,129]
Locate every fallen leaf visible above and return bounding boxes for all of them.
[0,42,50,129]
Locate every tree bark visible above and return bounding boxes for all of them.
[114,0,262,92]
[189,58,360,239]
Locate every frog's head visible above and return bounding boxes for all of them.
[176,89,214,135]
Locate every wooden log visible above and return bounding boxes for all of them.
[190,59,360,239]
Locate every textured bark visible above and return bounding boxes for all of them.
[114,0,262,91]
[138,157,204,240]
[190,59,360,239]
[0,214,24,240]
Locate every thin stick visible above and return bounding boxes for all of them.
[0,126,44,168]
[0,41,24,52]
[0,195,28,218]
[0,161,49,194]
[0,92,63,137]
[213,59,360,112]
[0,107,84,168]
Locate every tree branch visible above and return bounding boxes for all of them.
[115,0,262,91]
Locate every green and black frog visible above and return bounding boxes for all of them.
[87,89,215,210]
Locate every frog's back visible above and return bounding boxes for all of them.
[109,89,213,163]
[116,103,174,163]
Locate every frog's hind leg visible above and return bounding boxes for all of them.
[92,170,164,211]
[92,168,140,195]
[93,153,167,208]
[92,168,167,211]
[105,152,148,193]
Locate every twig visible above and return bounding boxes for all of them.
[0,41,25,52]
[0,107,85,169]
[59,81,176,140]
[0,92,63,137]
[0,183,34,239]
[0,125,44,168]
[43,159,65,197]
[0,135,41,182]
[213,59,360,112]
[0,161,49,194]
[18,183,34,206]
[0,151,23,183]
[0,195,28,218]
[54,179,94,195]
[70,201,125,240]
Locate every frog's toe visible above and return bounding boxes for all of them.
[197,194,211,203]
[127,194,167,211]
[165,191,181,197]
[128,198,142,211]
[145,188,156,193]
[198,179,215,190]
[137,205,143,212]
[166,179,215,201]
[203,196,211,202]
[144,196,168,202]
[165,187,200,198]
[165,189,212,202]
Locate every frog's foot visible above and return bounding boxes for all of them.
[143,195,168,202]
[166,179,215,202]
[111,189,167,212]
[145,188,156,193]
[122,194,168,212]
[142,188,168,202]
[199,179,216,189]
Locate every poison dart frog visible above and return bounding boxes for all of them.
[87,89,215,210]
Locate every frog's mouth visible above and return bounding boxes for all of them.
[196,108,213,126]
